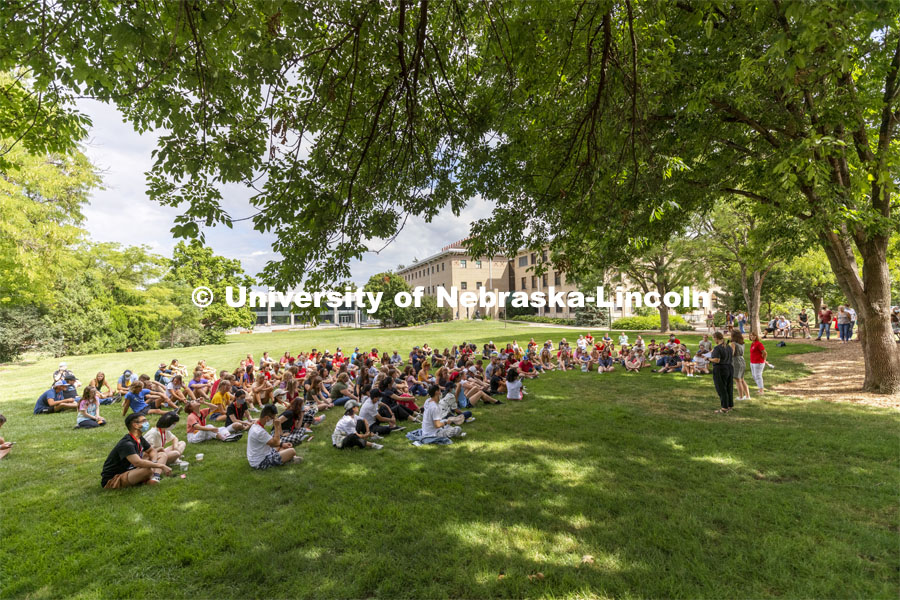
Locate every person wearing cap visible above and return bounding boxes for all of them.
[52,362,74,384]
[34,380,78,414]
[123,382,174,417]
[61,373,81,403]
[154,363,174,385]
[247,404,303,469]
[117,370,138,396]
[331,400,383,450]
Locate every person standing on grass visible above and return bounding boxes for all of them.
[100,412,171,489]
[748,332,767,395]
[33,381,78,414]
[731,331,749,401]
[143,411,187,465]
[816,305,833,340]
[0,414,12,460]
[709,332,734,413]
[75,386,106,428]
[249,404,305,468]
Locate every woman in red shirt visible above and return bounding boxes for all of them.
[748,332,767,394]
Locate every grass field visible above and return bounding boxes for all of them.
[1,322,897,599]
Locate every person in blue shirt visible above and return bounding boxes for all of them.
[122,383,171,417]
[34,381,78,414]
[117,370,138,396]
[154,363,174,385]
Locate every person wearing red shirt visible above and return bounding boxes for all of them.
[518,354,538,379]
[748,332,768,394]
[816,305,833,340]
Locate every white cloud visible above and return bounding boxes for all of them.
[74,98,492,286]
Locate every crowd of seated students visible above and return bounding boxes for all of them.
[25,330,775,486]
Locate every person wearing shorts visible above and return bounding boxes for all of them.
[247,404,302,469]
[100,413,171,489]
[185,401,242,443]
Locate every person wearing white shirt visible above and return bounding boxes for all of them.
[247,405,302,469]
[618,332,629,346]
[420,385,463,439]
[143,411,187,466]
[331,400,382,449]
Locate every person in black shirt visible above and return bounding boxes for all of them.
[224,391,253,432]
[708,331,734,413]
[278,396,312,446]
[100,413,171,489]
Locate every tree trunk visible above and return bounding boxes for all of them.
[748,273,763,335]
[820,232,900,394]
[806,293,822,318]
[658,304,670,333]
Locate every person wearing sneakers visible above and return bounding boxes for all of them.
[100,412,171,489]
[331,399,383,450]
[439,381,474,424]
[143,411,187,467]
[248,404,304,469]
[184,400,244,443]
[748,332,768,395]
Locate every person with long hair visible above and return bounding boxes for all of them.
[76,386,106,428]
[709,331,734,413]
[731,330,749,400]
[89,372,116,404]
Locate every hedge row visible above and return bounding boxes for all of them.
[611,315,694,331]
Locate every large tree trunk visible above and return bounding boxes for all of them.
[658,304,670,333]
[748,273,763,335]
[820,231,900,394]
[805,293,822,318]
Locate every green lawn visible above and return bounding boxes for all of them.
[1,322,897,599]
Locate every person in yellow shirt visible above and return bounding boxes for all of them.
[209,380,232,423]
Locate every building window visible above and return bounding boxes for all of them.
[542,274,548,286]
[554,272,561,285]
[521,277,526,290]
[476,281,482,288]
[518,256,527,267]
[475,260,482,268]
[460,260,467,268]
[461,282,468,290]
[542,250,548,262]
[530,253,536,265]
[442,263,445,271]
[556,305,563,313]
[531,275,536,288]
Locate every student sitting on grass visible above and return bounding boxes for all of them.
[89,372,116,404]
[143,411,187,466]
[248,404,305,468]
[34,381,79,414]
[188,370,211,400]
[331,400,383,450]
[0,414,12,460]
[405,365,428,396]
[329,372,356,406]
[166,375,195,405]
[100,412,172,489]
[439,381,474,423]
[596,351,615,373]
[123,382,173,417]
[539,348,556,370]
[184,400,244,443]
[251,373,273,410]
[505,368,525,401]
[624,350,643,372]
[692,351,711,374]
[358,393,398,435]
[117,369,138,396]
[681,351,696,377]
[226,391,255,432]
[278,396,314,446]
[408,385,465,446]
[208,380,233,422]
[76,386,106,428]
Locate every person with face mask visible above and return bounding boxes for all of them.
[100,413,171,489]
[143,411,187,467]
[247,404,303,470]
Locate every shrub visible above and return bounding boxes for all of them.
[612,314,694,331]
[510,315,575,325]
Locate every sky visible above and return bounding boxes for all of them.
[76,98,494,286]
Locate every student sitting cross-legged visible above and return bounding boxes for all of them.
[184,400,243,443]
[331,400,383,450]
[100,413,172,489]
[248,404,305,468]
[143,411,187,465]
[407,385,465,446]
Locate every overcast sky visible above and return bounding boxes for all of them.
[77,98,494,285]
